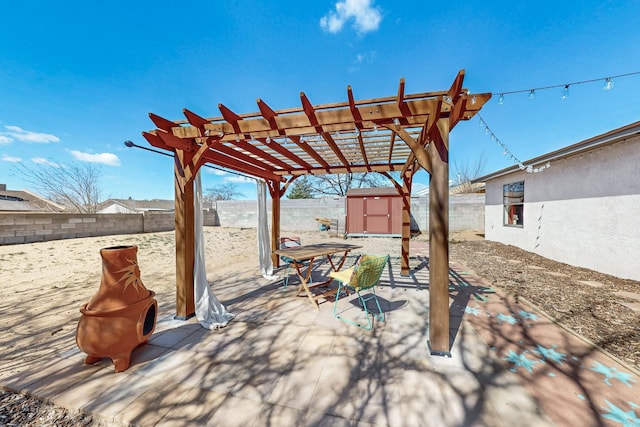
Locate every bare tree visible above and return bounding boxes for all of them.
[309,172,391,196]
[452,153,487,193]
[13,161,103,213]
[204,183,243,201]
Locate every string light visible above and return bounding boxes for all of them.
[493,70,640,103]
[477,114,551,174]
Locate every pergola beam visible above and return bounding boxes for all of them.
[173,98,453,141]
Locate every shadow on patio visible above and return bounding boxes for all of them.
[6,255,633,426]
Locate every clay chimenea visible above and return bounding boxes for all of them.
[76,245,157,372]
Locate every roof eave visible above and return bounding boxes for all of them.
[473,120,640,183]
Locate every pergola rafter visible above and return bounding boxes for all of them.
[142,70,490,355]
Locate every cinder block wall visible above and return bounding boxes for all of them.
[1,195,483,245]
[0,209,219,245]
[215,194,485,233]
[0,213,143,244]
[450,194,485,232]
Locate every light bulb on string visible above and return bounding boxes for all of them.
[470,95,477,105]
[498,93,504,104]
[561,85,570,100]
[604,78,614,91]
[528,89,536,100]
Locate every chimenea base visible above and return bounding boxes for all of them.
[76,245,157,372]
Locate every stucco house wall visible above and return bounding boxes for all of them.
[482,127,640,281]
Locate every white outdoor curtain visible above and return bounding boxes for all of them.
[194,171,235,329]
[257,180,279,280]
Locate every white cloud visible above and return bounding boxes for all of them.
[348,50,377,72]
[204,167,229,176]
[320,0,382,34]
[224,175,254,183]
[1,154,22,162]
[3,125,60,143]
[32,157,60,167]
[0,135,12,145]
[70,150,121,166]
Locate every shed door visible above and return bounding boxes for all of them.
[364,196,392,234]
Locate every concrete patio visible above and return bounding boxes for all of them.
[1,253,557,427]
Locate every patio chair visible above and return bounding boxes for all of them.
[330,254,389,330]
[279,237,312,289]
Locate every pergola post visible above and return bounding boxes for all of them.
[271,183,282,267]
[428,118,450,355]
[174,161,195,320]
[400,166,415,276]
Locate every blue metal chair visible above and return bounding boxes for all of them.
[279,237,311,289]
[330,254,389,330]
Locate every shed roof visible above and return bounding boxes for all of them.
[346,187,402,197]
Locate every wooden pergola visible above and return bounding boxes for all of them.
[142,70,490,355]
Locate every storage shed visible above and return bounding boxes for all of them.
[346,187,402,237]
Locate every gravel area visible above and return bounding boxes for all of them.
[450,239,640,370]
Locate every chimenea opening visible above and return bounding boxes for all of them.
[143,304,156,336]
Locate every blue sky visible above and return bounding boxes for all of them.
[1,0,639,201]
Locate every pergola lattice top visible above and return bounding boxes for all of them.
[143,71,490,185]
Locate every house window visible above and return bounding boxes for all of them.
[503,181,524,226]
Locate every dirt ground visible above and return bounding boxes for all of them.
[0,227,638,426]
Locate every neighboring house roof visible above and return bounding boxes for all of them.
[96,198,174,213]
[411,182,486,196]
[450,182,486,194]
[474,120,640,182]
[0,187,66,212]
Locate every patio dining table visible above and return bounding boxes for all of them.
[273,242,362,309]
